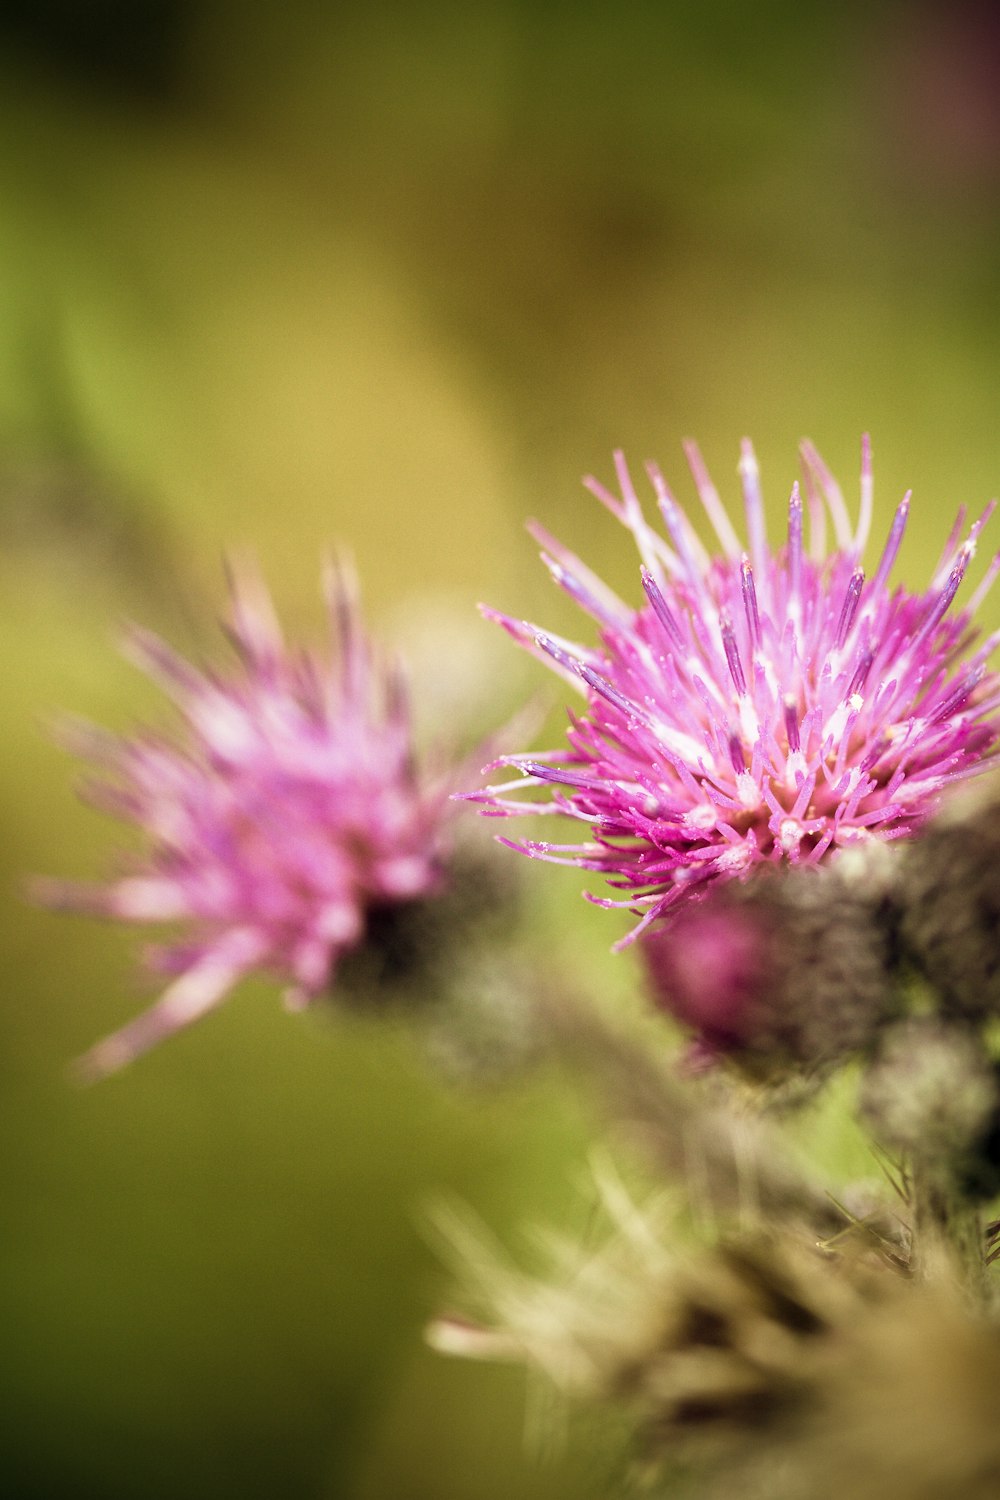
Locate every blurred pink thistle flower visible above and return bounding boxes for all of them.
[38,561,455,1079]
[469,438,1000,942]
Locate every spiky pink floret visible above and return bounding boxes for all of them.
[469,438,1000,942]
[39,561,454,1078]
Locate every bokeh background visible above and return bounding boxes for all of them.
[3,2,1000,1496]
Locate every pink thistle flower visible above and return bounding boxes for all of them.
[38,560,455,1079]
[470,438,1000,943]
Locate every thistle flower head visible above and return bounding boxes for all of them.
[39,560,455,1078]
[471,438,1000,940]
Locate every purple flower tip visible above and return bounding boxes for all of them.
[475,439,1000,939]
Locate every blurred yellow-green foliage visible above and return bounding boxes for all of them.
[3,2,1000,1496]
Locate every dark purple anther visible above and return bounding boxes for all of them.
[871,492,910,594]
[728,732,746,774]
[848,648,876,699]
[521,761,606,792]
[930,665,984,725]
[641,567,685,650]
[720,614,747,695]
[578,663,646,724]
[783,694,801,753]
[836,568,865,649]
[534,633,583,674]
[859,736,889,774]
[740,557,760,649]
[914,560,968,649]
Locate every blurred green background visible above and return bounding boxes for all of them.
[3,2,1000,1496]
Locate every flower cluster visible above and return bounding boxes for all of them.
[39,561,455,1078]
[33,435,1000,1500]
[471,439,1000,939]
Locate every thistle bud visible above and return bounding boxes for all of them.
[898,779,1000,1023]
[642,865,896,1075]
[860,1019,998,1193]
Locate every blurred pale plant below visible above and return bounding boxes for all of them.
[2,2,1000,1497]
